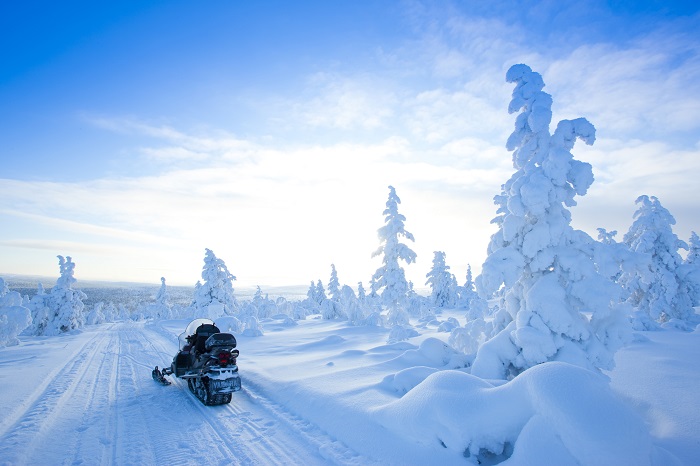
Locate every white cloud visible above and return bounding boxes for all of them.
[293,72,398,130]
[139,146,209,162]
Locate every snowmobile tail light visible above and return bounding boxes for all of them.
[218,352,230,366]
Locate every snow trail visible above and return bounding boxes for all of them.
[0,321,361,465]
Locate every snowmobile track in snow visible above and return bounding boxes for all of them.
[0,321,374,465]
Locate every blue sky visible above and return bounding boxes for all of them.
[1,0,699,288]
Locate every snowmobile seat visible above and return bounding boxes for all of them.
[193,323,220,354]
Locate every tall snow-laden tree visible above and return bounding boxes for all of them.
[192,249,238,319]
[471,64,630,379]
[620,196,695,323]
[371,185,417,326]
[426,251,456,308]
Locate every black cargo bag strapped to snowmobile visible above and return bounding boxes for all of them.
[205,332,237,352]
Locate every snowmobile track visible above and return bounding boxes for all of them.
[0,321,375,465]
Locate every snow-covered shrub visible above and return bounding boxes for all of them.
[241,315,264,337]
[0,278,32,347]
[275,297,291,316]
[449,317,487,356]
[471,64,631,379]
[292,302,310,320]
[363,311,385,327]
[620,196,696,324]
[216,315,244,334]
[251,287,277,319]
[321,299,345,320]
[437,316,460,332]
[387,324,419,344]
[191,249,239,318]
[85,302,106,325]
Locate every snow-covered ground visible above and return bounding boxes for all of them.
[0,311,698,465]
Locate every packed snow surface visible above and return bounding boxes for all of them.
[0,312,697,465]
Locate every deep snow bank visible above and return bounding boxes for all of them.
[374,361,678,465]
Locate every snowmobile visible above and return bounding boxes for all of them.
[152,318,242,405]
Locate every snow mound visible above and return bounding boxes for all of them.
[382,366,438,394]
[374,362,674,465]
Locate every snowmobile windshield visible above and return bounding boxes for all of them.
[179,318,216,348]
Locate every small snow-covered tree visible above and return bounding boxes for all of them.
[620,196,695,323]
[306,281,317,302]
[425,251,456,308]
[684,232,700,306]
[687,232,700,265]
[315,280,327,304]
[472,65,630,379]
[156,277,170,308]
[372,186,417,326]
[144,277,172,320]
[26,256,87,336]
[357,282,367,303]
[26,283,50,335]
[191,249,238,319]
[328,264,340,301]
[0,278,32,347]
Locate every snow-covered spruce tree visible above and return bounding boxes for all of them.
[328,264,341,301]
[471,64,630,379]
[156,277,171,308]
[594,228,651,303]
[685,232,700,306]
[425,251,456,308]
[321,271,346,321]
[26,283,50,335]
[357,282,367,303]
[687,232,700,264]
[460,265,476,301]
[620,196,695,324]
[38,256,88,335]
[143,277,172,320]
[315,280,327,305]
[371,185,417,327]
[191,249,238,319]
